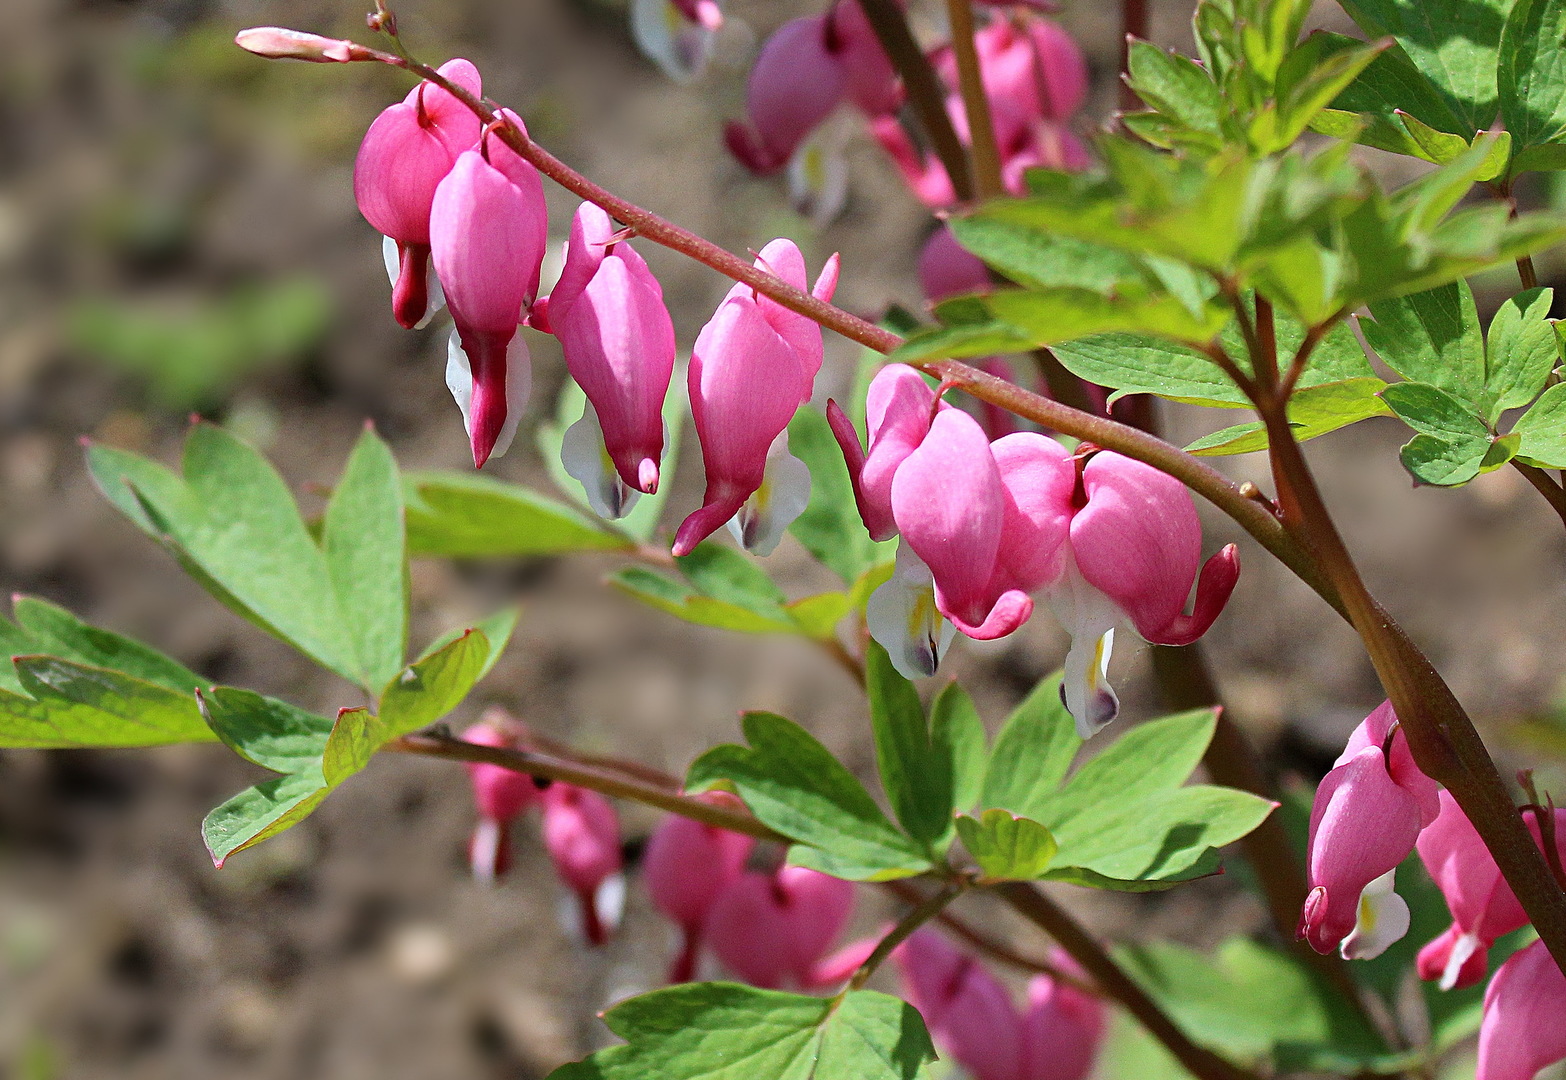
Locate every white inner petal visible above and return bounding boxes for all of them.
[1341,868,1411,961]
[867,541,956,679]
[630,0,717,83]
[1045,554,1123,738]
[445,330,531,460]
[725,432,811,556]
[787,117,852,229]
[561,401,642,520]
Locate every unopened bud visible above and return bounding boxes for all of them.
[234,27,375,63]
[367,8,398,36]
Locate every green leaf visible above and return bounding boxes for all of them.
[377,626,491,740]
[866,642,952,848]
[202,766,329,867]
[1046,784,1275,888]
[613,542,813,636]
[1312,31,1472,151]
[321,705,392,786]
[686,712,931,882]
[677,543,788,613]
[1512,381,1566,466]
[1043,709,1219,832]
[1338,0,1509,133]
[1500,0,1566,157]
[1185,378,1391,456]
[955,808,1058,880]
[610,567,797,635]
[981,672,1081,820]
[1126,39,1224,140]
[90,425,363,684]
[1485,287,1557,418]
[197,686,333,772]
[0,656,213,748]
[786,406,888,585]
[9,596,203,695]
[1360,281,1485,403]
[547,984,934,1080]
[403,471,632,558]
[930,681,987,816]
[322,426,407,691]
[1380,380,1493,485]
[948,217,1150,294]
[784,593,853,641]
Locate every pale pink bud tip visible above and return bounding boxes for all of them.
[235,27,371,63]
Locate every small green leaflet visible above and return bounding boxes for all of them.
[0,596,203,698]
[980,672,1081,821]
[545,984,935,1080]
[955,809,1058,880]
[1512,382,1566,467]
[0,655,213,749]
[323,427,408,691]
[1185,379,1391,456]
[687,711,932,882]
[403,470,632,558]
[1380,381,1515,485]
[1499,0,1566,169]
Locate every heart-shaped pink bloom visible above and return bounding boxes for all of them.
[827,0,902,117]
[461,721,540,884]
[724,15,848,175]
[1478,939,1566,1080]
[547,202,675,495]
[540,783,624,946]
[704,866,855,989]
[354,59,483,328]
[642,792,755,982]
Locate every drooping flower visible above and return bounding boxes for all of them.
[631,0,723,84]
[895,929,1106,1080]
[703,865,855,990]
[540,782,625,946]
[724,15,849,176]
[354,58,483,330]
[543,202,675,516]
[1299,701,1441,958]
[461,720,541,884]
[641,792,756,982]
[673,241,837,557]
[1046,451,1239,735]
[429,115,549,467]
[1477,939,1566,1080]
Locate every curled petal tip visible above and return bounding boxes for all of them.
[1148,543,1240,646]
[638,458,660,494]
[949,590,1033,641]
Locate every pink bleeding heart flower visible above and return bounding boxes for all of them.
[1298,701,1440,958]
[354,59,483,330]
[932,17,1086,129]
[631,0,723,83]
[1477,939,1566,1080]
[1047,451,1239,736]
[724,15,849,176]
[430,115,549,468]
[870,114,961,209]
[827,0,903,118]
[540,782,625,946]
[461,721,541,884]
[895,929,1105,1080]
[642,792,756,983]
[703,865,855,989]
[673,242,838,557]
[545,202,676,518]
[829,364,945,544]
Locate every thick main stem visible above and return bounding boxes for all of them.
[943,0,1005,200]
[854,0,974,203]
[1513,460,1566,531]
[994,883,1259,1080]
[1258,404,1566,973]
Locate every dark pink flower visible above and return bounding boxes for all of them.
[642,792,755,982]
[703,865,855,989]
[1477,939,1566,1080]
[461,721,540,884]
[540,783,625,946]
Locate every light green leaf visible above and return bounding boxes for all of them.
[1360,281,1485,403]
[202,766,329,867]
[930,681,987,816]
[678,542,788,612]
[687,712,932,882]
[981,672,1081,821]
[866,641,952,848]
[783,593,852,640]
[378,626,491,740]
[9,596,203,695]
[948,217,1150,294]
[1380,380,1493,485]
[197,686,333,772]
[321,706,392,786]
[322,426,407,690]
[1185,378,1391,456]
[546,984,934,1080]
[0,656,213,748]
[1043,709,1218,832]
[1485,287,1557,418]
[1127,39,1224,139]
[956,808,1058,880]
[1513,381,1566,466]
[1500,0,1566,155]
[787,406,889,585]
[403,470,632,558]
[610,568,797,635]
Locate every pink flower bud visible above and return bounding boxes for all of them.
[642,792,755,982]
[235,27,375,63]
[1299,702,1438,957]
[353,59,483,329]
[548,202,676,498]
[540,783,624,946]
[430,119,548,467]
[725,15,849,175]
[460,721,539,884]
[704,865,855,989]
[1478,939,1566,1080]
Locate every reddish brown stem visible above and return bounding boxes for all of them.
[1513,460,1566,532]
[944,0,1005,200]
[1120,0,1151,111]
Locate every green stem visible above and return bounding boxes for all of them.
[943,0,1005,200]
[846,878,967,991]
[853,0,974,203]
[994,883,1261,1080]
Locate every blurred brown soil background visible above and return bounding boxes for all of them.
[2,0,1566,1076]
